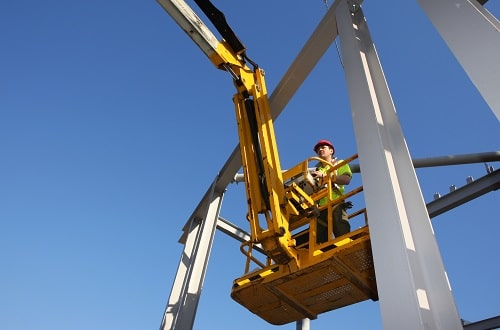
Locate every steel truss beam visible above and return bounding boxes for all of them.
[463,315,500,330]
[160,178,223,330]
[232,152,500,182]
[427,169,500,218]
[418,0,500,119]
[336,1,462,328]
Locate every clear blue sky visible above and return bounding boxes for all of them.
[1,1,499,329]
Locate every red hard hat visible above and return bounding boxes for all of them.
[314,139,335,153]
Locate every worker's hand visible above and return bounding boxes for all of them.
[311,170,324,178]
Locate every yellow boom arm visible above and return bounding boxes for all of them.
[157,0,300,265]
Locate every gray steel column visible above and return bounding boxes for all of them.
[336,1,462,329]
[160,178,223,330]
[417,0,500,120]
[296,318,310,330]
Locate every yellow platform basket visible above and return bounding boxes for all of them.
[231,226,378,325]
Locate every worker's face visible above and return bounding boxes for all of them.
[316,145,333,160]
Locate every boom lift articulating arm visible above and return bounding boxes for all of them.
[159,0,300,266]
[158,0,377,325]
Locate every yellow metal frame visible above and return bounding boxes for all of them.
[238,154,366,267]
[229,61,297,265]
[231,226,377,325]
[230,154,378,324]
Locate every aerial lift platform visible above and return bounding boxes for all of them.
[230,154,377,324]
[231,226,376,325]
[157,0,379,324]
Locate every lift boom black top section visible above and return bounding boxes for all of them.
[194,0,246,55]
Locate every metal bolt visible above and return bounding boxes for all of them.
[484,162,494,174]
[348,0,360,13]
